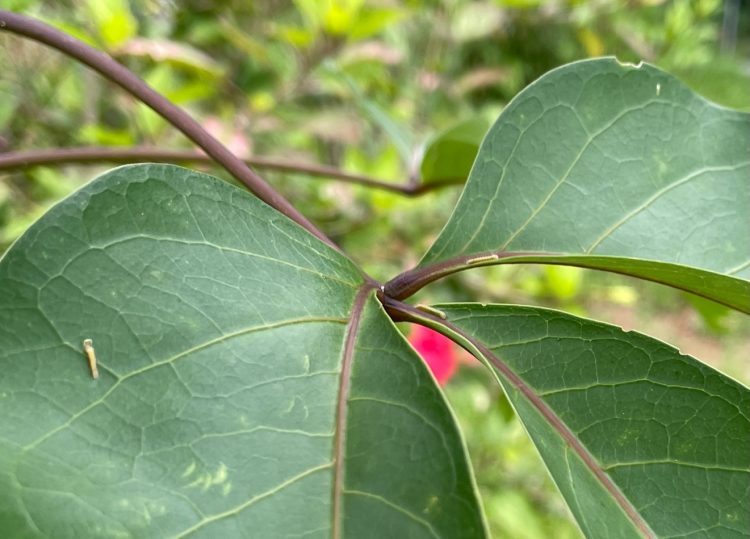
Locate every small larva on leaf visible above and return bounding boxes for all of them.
[83,338,99,379]
[415,304,447,320]
[466,254,499,265]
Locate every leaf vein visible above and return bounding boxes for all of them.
[586,162,750,253]
[21,317,347,452]
[172,462,333,538]
[343,489,440,538]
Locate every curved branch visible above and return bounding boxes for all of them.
[0,147,465,196]
[0,10,332,246]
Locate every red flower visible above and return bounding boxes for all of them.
[409,325,458,385]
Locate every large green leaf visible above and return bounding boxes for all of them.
[418,58,750,309]
[417,303,750,538]
[0,164,486,538]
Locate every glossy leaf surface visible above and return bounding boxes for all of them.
[430,303,750,538]
[421,58,750,309]
[0,165,485,538]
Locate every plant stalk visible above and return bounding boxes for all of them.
[0,10,333,247]
[0,147,464,196]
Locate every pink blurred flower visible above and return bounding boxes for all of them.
[203,117,251,157]
[409,325,458,385]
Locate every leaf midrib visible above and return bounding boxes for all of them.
[399,251,750,313]
[331,286,372,539]
[462,331,655,536]
[396,301,657,538]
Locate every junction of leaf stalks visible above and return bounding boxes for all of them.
[376,285,405,322]
[376,286,435,326]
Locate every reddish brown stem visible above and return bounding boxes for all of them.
[0,10,332,246]
[0,147,465,196]
[384,251,546,300]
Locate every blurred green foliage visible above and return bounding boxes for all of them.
[1,1,748,536]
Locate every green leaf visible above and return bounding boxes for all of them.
[683,293,733,334]
[426,303,750,538]
[420,58,750,309]
[83,0,137,48]
[348,7,407,40]
[0,78,19,130]
[420,117,490,184]
[117,38,226,80]
[0,164,486,537]
[329,66,414,164]
[358,97,413,165]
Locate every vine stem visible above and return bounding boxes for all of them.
[0,10,333,247]
[0,147,465,196]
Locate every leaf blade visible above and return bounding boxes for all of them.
[424,303,750,538]
[0,164,485,538]
[342,294,488,538]
[419,58,750,306]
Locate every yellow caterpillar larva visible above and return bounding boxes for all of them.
[83,339,99,379]
[415,304,447,320]
[466,254,499,265]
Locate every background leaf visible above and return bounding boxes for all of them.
[420,58,750,308]
[427,303,750,538]
[0,164,485,537]
[420,116,490,184]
